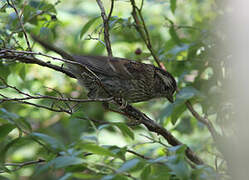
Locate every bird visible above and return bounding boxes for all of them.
[31,35,177,103]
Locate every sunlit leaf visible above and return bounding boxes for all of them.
[0,108,19,122]
[49,156,84,169]
[171,103,186,125]
[169,144,187,154]
[113,122,134,140]
[176,87,201,100]
[117,158,140,172]
[0,123,15,140]
[169,25,182,46]
[80,16,100,39]
[80,143,117,158]
[166,159,191,180]
[31,132,65,151]
[170,0,177,14]
[140,165,151,180]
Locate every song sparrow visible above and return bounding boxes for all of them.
[69,55,176,103]
[32,35,177,103]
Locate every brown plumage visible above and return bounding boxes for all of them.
[32,35,177,103]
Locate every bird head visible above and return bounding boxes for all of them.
[155,68,177,103]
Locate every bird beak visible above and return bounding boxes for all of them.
[166,95,174,103]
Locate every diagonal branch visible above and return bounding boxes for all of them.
[95,0,204,165]
[186,100,218,139]
[120,103,204,165]
[129,0,218,142]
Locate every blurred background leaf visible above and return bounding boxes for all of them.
[0,0,227,179]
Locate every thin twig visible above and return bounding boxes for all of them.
[0,93,112,103]
[91,162,138,180]
[185,100,218,139]
[127,150,150,160]
[30,35,114,97]
[107,0,115,21]
[0,49,75,78]
[96,0,113,57]
[0,159,45,173]
[7,100,72,114]
[6,0,31,50]
[130,0,161,68]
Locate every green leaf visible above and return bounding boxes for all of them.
[40,27,54,41]
[192,165,217,180]
[106,146,127,161]
[16,117,32,133]
[101,175,115,180]
[73,173,102,179]
[148,156,168,164]
[80,143,117,157]
[140,165,151,180]
[35,156,84,175]
[80,16,100,39]
[40,3,56,13]
[23,5,35,22]
[0,62,10,80]
[0,124,16,140]
[160,87,201,124]
[49,156,84,169]
[7,12,18,30]
[18,65,26,81]
[170,0,177,14]
[0,108,31,132]
[0,108,19,122]
[113,122,134,140]
[58,173,72,180]
[0,163,11,174]
[70,111,85,119]
[171,103,186,125]
[174,117,193,134]
[10,64,26,80]
[31,132,65,151]
[108,16,126,29]
[69,111,89,140]
[166,158,191,180]
[169,144,187,155]
[159,103,174,123]
[169,25,182,46]
[80,135,98,143]
[176,87,201,101]
[0,137,30,161]
[117,158,140,173]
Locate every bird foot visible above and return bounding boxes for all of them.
[113,97,127,109]
[126,117,142,126]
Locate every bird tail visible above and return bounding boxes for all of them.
[31,34,74,61]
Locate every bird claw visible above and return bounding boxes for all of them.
[114,97,127,109]
[126,117,142,126]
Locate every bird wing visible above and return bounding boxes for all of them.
[72,55,154,80]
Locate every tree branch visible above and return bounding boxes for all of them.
[0,49,75,78]
[120,103,204,165]
[186,100,218,139]
[96,0,113,57]
[130,0,161,68]
[93,0,204,165]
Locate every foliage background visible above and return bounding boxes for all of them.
[0,0,230,179]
